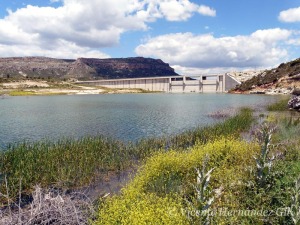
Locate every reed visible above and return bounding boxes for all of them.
[0,137,130,203]
[0,107,254,203]
[267,97,290,111]
[134,107,253,156]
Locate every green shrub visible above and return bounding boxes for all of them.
[267,98,290,111]
[96,138,259,224]
[96,193,188,225]
[96,118,300,224]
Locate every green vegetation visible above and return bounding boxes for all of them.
[0,108,253,204]
[96,138,259,224]
[7,90,69,96]
[1,99,299,224]
[235,57,300,91]
[134,107,253,156]
[8,90,37,96]
[0,137,129,203]
[267,97,290,111]
[96,112,300,224]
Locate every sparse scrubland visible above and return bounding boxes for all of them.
[1,101,299,224]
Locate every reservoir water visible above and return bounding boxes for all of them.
[0,93,280,148]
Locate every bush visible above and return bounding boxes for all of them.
[267,98,290,111]
[96,138,259,224]
[97,193,188,225]
[97,120,300,224]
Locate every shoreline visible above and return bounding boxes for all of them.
[1,99,299,224]
[0,80,158,96]
[0,108,254,200]
[1,79,294,96]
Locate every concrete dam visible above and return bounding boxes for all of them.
[76,74,240,93]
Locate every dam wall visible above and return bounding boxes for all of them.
[76,74,240,93]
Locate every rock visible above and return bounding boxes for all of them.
[249,90,265,94]
[0,57,72,79]
[288,95,300,111]
[76,57,178,79]
[265,88,292,95]
[291,88,300,96]
[0,57,178,80]
[234,58,300,92]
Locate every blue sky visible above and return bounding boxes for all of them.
[0,0,300,74]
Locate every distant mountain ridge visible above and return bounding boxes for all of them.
[0,57,178,80]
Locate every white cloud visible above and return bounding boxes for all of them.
[135,0,216,22]
[279,7,300,22]
[251,28,291,43]
[0,0,216,58]
[159,1,198,21]
[156,1,216,21]
[0,40,110,59]
[287,38,300,46]
[198,5,216,17]
[135,28,292,74]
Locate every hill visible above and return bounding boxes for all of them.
[0,57,178,80]
[234,58,300,93]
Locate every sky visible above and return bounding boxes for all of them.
[0,0,300,75]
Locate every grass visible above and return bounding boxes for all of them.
[267,97,290,111]
[0,137,129,203]
[8,90,63,96]
[96,113,300,224]
[1,185,94,225]
[8,90,37,96]
[8,90,70,96]
[0,108,254,204]
[1,96,299,224]
[134,107,253,157]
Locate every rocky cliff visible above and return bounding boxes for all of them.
[234,58,300,93]
[0,57,178,80]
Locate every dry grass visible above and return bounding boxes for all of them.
[0,185,96,225]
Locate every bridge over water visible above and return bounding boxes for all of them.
[76,74,240,93]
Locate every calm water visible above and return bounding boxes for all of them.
[0,93,280,148]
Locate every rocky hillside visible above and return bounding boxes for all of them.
[226,70,264,83]
[234,58,300,93]
[0,57,178,80]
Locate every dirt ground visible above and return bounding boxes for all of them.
[0,80,147,95]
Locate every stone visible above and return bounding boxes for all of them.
[0,57,178,80]
[291,88,300,96]
[288,95,300,111]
